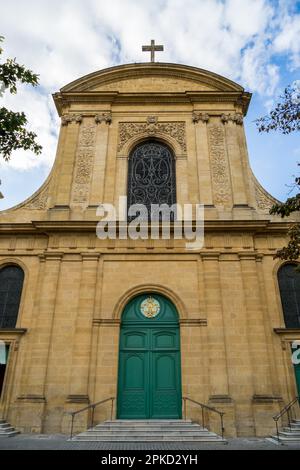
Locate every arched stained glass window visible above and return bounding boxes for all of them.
[0,265,24,328]
[278,263,300,328]
[127,140,176,220]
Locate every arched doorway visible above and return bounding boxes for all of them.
[117,293,182,419]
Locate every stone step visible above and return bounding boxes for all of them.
[0,430,19,437]
[283,426,300,432]
[0,426,15,432]
[271,435,300,443]
[0,423,13,429]
[72,419,225,443]
[279,431,300,437]
[73,435,224,442]
[98,423,196,427]
[94,425,202,431]
[0,420,19,437]
[101,419,193,426]
[83,430,215,437]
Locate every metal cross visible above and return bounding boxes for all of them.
[142,39,164,62]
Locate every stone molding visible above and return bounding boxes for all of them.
[65,395,90,404]
[118,117,187,153]
[17,395,46,402]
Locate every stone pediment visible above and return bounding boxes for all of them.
[60,63,244,94]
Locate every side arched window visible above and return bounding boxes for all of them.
[0,265,24,328]
[127,140,176,220]
[278,263,300,328]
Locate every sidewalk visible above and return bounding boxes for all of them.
[0,434,300,450]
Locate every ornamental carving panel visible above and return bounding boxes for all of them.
[25,185,49,210]
[118,118,186,152]
[208,125,231,205]
[254,180,276,211]
[72,122,96,204]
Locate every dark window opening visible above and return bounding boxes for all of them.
[127,141,177,221]
[0,265,24,328]
[278,263,300,328]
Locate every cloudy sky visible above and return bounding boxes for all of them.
[0,0,300,209]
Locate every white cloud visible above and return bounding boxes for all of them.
[273,10,300,70]
[0,86,59,171]
[0,0,299,171]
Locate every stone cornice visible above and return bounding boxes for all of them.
[53,62,252,114]
[53,91,251,115]
[0,220,292,235]
[273,328,300,350]
[0,328,27,336]
[93,318,207,326]
[274,328,300,336]
[17,395,46,402]
[180,318,207,326]
[60,62,245,92]
[93,319,120,326]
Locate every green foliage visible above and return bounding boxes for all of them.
[256,84,300,134]
[0,36,42,162]
[270,190,300,219]
[0,108,42,161]
[274,224,300,262]
[257,82,300,260]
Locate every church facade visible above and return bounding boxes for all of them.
[0,61,299,437]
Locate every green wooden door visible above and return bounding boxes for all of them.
[117,294,182,419]
[294,346,300,399]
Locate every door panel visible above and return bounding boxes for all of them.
[118,351,148,419]
[152,352,181,418]
[153,330,177,349]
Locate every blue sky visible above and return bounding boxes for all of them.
[0,0,300,209]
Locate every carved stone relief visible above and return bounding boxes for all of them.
[254,180,276,211]
[61,114,83,126]
[192,112,243,124]
[192,112,210,123]
[72,122,96,204]
[118,116,187,152]
[221,113,243,125]
[95,112,112,124]
[24,185,49,210]
[207,125,232,205]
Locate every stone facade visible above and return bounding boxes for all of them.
[0,63,299,437]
